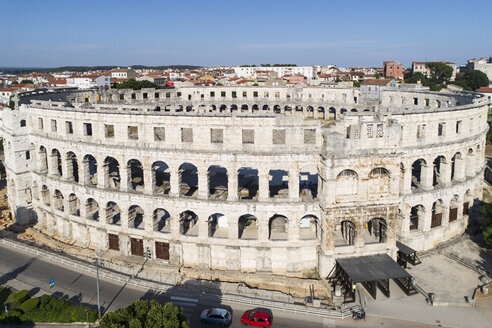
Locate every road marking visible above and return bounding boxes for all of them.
[169,296,198,316]
[170,296,198,303]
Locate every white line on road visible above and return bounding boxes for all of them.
[170,296,199,303]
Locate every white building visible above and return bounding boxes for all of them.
[66,75,110,89]
[111,68,137,80]
[464,57,492,82]
[233,66,317,79]
[0,88,16,104]
[412,61,457,81]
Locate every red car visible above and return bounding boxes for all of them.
[240,308,273,327]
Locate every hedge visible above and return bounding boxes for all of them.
[13,290,30,304]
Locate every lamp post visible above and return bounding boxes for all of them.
[95,250,102,319]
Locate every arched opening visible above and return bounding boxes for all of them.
[238,214,258,239]
[51,149,62,176]
[449,195,460,222]
[433,156,446,186]
[411,159,426,189]
[41,185,50,206]
[180,210,198,235]
[269,169,288,198]
[129,205,144,229]
[451,152,462,181]
[185,105,193,112]
[241,104,249,112]
[410,205,425,230]
[366,218,387,243]
[208,165,228,200]
[31,181,39,201]
[252,104,259,111]
[219,104,227,112]
[306,106,314,118]
[152,161,170,195]
[369,167,390,193]
[299,215,318,240]
[230,104,238,112]
[106,201,121,225]
[83,154,98,186]
[340,108,347,114]
[295,105,303,113]
[53,189,64,211]
[351,108,358,112]
[317,106,325,119]
[463,189,472,216]
[262,104,270,111]
[328,107,336,120]
[273,105,281,114]
[208,213,228,238]
[66,152,79,182]
[68,193,80,216]
[38,146,48,173]
[128,159,144,192]
[466,148,475,176]
[238,167,258,200]
[336,169,358,196]
[153,208,170,233]
[179,163,198,197]
[86,198,99,221]
[284,105,292,114]
[339,220,356,246]
[268,214,288,240]
[431,200,444,228]
[299,169,318,200]
[105,157,120,190]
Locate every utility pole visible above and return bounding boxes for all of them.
[95,250,102,319]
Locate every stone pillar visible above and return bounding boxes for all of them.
[442,205,450,227]
[61,156,69,180]
[120,207,129,230]
[144,168,153,194]
[258,217,269,241]
[100,163,109,188]
[119,234,129,256]
[81,159,90,185]
[228,216,238,240]
[455,157,466,181]
[259,168,269,201]
[198,167,209,199]
[288,168,299,201]
[421,163,433,190]
[170,211,180,237]
[144,210,153,232]
[401,164,412,194]
[198,214,209,238]
[466,154,475,177]
[476,150,484,172]
[120,163,129,192]
[170,165,179,197]
[227,168,238,201]
[401,206,411,237]
[288,217,298,241]
[441,162,452,187]
[49,155,59,176]
[422,206,432,232]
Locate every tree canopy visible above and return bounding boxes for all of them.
[99,300,189,328]
[115,79,164,90]
[426,62,453,81]
[481,202,492,246]
[20,79,34,84]
[451,70,489,91]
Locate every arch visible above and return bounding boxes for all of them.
[351,108,358,112]
[433,155,447,186]
[238,167,258,200]
[369,167,390,194]
[38,146,48,173]
[83,154,98,186]
[369,167,390,177]
[449,194,460,222]
[219,104,227,112]
[41,185,50,206]
[262,104,270,111]
[66,152,79,182]
[328,107,336,119]
[336,169,358,196]
[317,106,325,120]
[366,218,387,243]
[152,161,170,195]
[411,159,427,189]
[431,200,444,228]
[86,198,99,221]
[295,105,303,112]
[180,210,198,235]
[268,214,288,240]
[273,105,281,114]
[53,189,64,211]
[129,205,144,229]
[179,163,198,197]
[410,205,425,230]
[340,220,356,245]
[230,104,238,112]
[68,193,80,216]
[208,213,228,238]
[238,214,258,240]
[241,104,249,112]
[128,159,143,191]
[252,104,259,111]
[106,201,121,225]
[299,215,318,240]
[51,149,62,176]
[31,180,39,201]
[105,156,120,190]
[451,152,462,181]
[153,208,170,233]
[208,165,228,200]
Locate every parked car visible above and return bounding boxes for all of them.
[240,308,273,327]
[200,307,232,325]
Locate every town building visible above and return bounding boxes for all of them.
[383,61,403,79]
[463,57,492,82]
[110,68,137,80]
[412,61,457,80]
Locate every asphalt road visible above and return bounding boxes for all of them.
[0,242,439,328]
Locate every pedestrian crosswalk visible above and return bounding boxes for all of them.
[170,296,199,317]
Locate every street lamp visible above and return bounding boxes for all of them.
[94,250,103,319]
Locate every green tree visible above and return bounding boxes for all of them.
[405,72,428,84]
[8,96,15,110]
[453,70,489,91]
[20,79,34,84]
[425,62,453,82]
[11,80,18,84]
[481,202,492,246]
[115,79,163,90]
[99,300,189,328]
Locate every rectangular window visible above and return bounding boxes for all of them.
[438,123,445,136]
[272,129,286,144]
[275,92,280,98]
[210,91,215,97]
[131,93,136,99]
[65,121,73,134]
[243,91,247,97]
[417,124,426,138]
[25,151,30,160]
[253,91,258,97]
[376,124,384,138]
[177,92,182,97]
[242,129,254,144]
[221,91,226,97]
[155,92,159,99]
[84,123,92,136]
[154,127,165,141]
[413,98,418,105]
[120,94,124,100]
[304,129,316,144]
[232,91,237,98]
[210,128,223,143]
[469,118,474,132]
[128,126,138,140]
[264,91,269,98]
[51,119,57,132]
[105,124,115,138]
[166,92,171,98]
[456,121,462,134]
[143,93,148,99]
[181,128,193,143]
[366,124,373,138]
[38,118,44,130]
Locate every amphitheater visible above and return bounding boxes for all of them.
[1,85,489,280]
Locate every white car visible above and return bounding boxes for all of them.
[200,307,232,325]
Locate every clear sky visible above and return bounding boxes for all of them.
[1,0,490,68]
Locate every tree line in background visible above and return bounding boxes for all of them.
[404,62,489,91]
[115,79,168,90]
[0,65,201,75]
[240,64,297,67]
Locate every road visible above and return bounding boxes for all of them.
[0,242,439,328]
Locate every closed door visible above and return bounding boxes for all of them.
[108,234,119,250]
[131,238,144,256]
[155,242,170,260]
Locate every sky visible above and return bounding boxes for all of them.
[0,0,491,68]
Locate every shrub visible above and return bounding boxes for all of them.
[21,298,39,313]
[13,290,30,304]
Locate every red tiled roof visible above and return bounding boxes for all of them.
[477,87,492,93]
